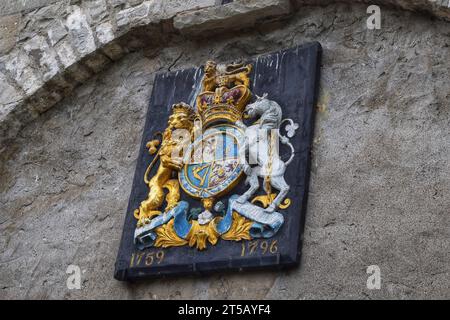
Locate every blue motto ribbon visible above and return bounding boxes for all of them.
[134,201,190,250]
[135,195,285,250]
[216,194,284,238]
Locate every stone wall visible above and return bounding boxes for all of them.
[1,0,450,145]
[0,1,449,299]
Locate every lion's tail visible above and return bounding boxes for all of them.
[144,154,160,184]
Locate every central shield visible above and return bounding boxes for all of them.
[179,124,245,199]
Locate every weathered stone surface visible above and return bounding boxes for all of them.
[1,4,449,299]
[83,52,111,73]
[0,0,61,16]
[101,41,125,60]
[65,62,93,83]
[55,38,79,68]
[0,72,23,109]
[23,35,60,81]
[66,6,97,56]
[0,14,21,56]
[115,1,160,30]
[27,89,63,114]
[47,20,68,47]
[293,0,450,20]
[83,0,109,24]
[1,50,44,95]
[17,2,69,42]
[108,0,131,7]
[160,0,216,18]
[95,22,115,44]
[173,0,292,34]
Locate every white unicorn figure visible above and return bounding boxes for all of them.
[235,93,299,213]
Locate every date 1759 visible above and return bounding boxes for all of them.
[130,250,165,268]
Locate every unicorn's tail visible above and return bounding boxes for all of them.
[279,118,299,166]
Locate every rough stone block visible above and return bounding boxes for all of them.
[0,72,23,107]
[101,41,125,60]
[96,22,115,44]
[115,1,162,30]
[65,63,93,84]
[0,0,60,16]
[129,0,147,6]
[27,89,63,114]
[0,14,21,56]
[83,52,111,73]
[47,20,68,47]
[83,0,109,24]
[160,0,216,18]
[173,0,292,34]
[55,39,78,68]
[46,73,77,96]
[108,0,129,7]
[1,50,44,96]
[66,6,97,56]
[0,101,18,124]
[109,0,144,7]
[0,104,29,146]
[18,2,68,42]
[23,35,60,82]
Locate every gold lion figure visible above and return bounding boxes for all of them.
[202,60,252,93]
[134,102,194,227]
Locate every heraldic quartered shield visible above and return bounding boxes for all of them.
[179,124,245,200]
[115,43,321,280]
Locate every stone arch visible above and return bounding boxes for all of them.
[0,0,449,144]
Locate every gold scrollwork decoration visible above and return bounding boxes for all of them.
[221,212,253,242]
[186,218,220,251]
[251,194,291,209]
[153,212,253,250]
[154,219,188,248]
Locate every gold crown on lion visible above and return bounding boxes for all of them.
[196,60,252,127]
[171,102,194,117]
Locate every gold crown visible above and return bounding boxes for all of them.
[196,61,252,127]
[196,86,251,127]
[171,102,194,117]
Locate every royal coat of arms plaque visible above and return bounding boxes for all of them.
[114,43,321,280]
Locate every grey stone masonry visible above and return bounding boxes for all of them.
[173,0,292,35]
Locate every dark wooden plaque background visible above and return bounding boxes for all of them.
[115,43,322,281]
